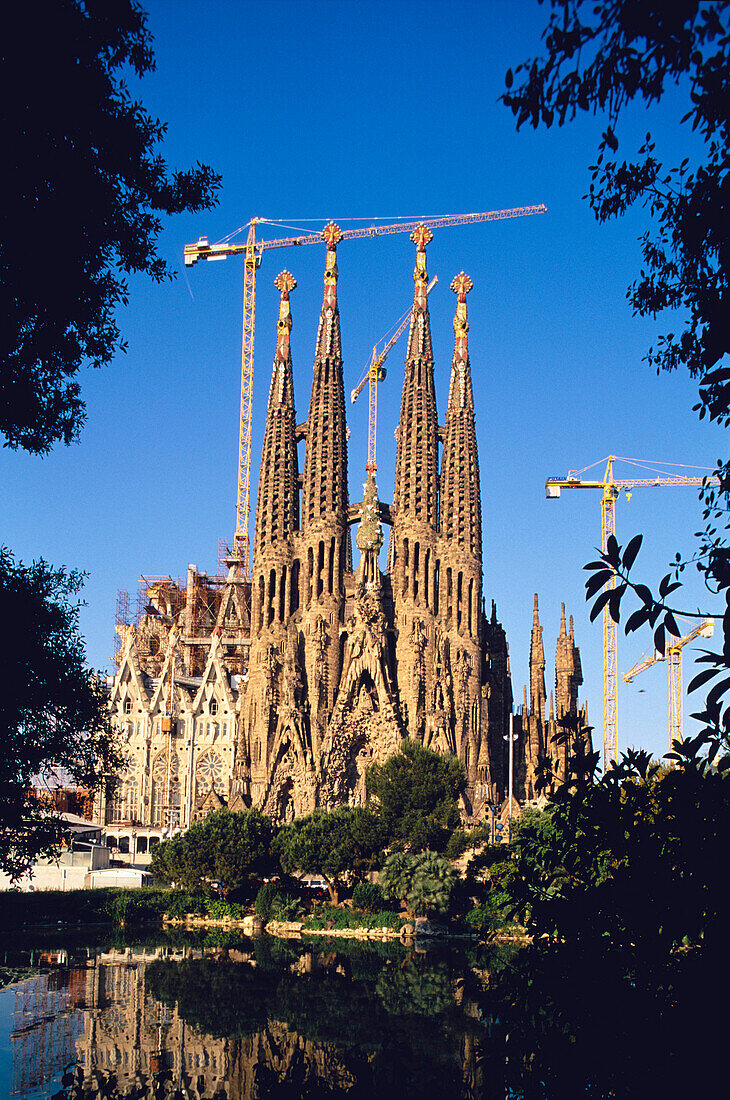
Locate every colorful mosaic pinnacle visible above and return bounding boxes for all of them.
[274,270,297,296]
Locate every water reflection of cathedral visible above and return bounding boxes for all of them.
[71,947,489,1099]
[76,949,230,1097]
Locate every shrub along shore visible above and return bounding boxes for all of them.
[0,887,490,941]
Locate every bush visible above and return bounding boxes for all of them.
[381,850,457,918]
[254,882,301,923]
[205,898,244,920]
[163,891,206,919]
[445,825,492,860]
[351,882,385,912]
[303,903,402,931]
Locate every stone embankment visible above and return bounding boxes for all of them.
[162,914,467,940]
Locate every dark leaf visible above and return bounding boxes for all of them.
[590,589,612,622]
[586,570,613,598]
[622,533,643,571]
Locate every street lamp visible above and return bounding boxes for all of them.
[504,706,522,844]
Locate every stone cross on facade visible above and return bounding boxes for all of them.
[411,223,433,309]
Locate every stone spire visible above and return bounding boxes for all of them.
[298,223,350,746]
[529,594,546,723]
[440,272,482,561]
[390,225,441,744]
[392,224,439,529]
[555,602,583,719]
[301,222,348,531]
[253,271,299,556]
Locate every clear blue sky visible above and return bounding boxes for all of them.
[1,0,724,765]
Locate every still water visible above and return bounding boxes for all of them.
[0,931,718,1099]
[0,933,509,1100]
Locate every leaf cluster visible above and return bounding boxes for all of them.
[502,0,729,383]
[380,850,458,918]
[584,530,730,748]
[365,738,465,852]
[503,2,730,766]
[275,805,386,903]
[149,808,274,893]
[506,737,730,958]
[0,548,124,879]
[1,0,221,453]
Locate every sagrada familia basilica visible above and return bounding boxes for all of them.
[100,224,588,856]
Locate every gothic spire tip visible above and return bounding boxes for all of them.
[450,271,473,299]
[274,270,296,296]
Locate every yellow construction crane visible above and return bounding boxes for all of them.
[350,276,438,473]
[545,455,716,770]
[185,204,547,573]
[623,618,714,752]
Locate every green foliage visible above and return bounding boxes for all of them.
[275,806,385,903]
[503,0,730,743]
[506,738,730,961]
[160,890,206,919]
[366,739,465,851]
[205,898,244,920]
[462,860,517,938]
[0,887,177,930]
[1,0,221,454]
[150,808,274,893]
[445,825,492,859]
[351,881,385,912]
[302,903,401,931]
[380,850,457,918]
[502,0,728,383]
[0,549,124,878]
[254,882,302,922]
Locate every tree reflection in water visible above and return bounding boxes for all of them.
[49,935,722,1100]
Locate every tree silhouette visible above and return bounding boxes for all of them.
[1,0,221,453]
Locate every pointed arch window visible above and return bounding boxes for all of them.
[151,751,181,827]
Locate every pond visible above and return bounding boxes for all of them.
[0,930,720,1099]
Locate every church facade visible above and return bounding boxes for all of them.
[100,224,588,852]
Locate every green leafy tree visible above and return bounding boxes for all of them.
[380,850,457,919]
[506,735,730,961]
[0,548,124,879]
[275,806,385,904]
[503,0,728,383]
[365,739,464,851]
[150,808,274,894]
[503,1,730,743]
[1,0,221,453]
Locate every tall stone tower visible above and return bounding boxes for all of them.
[391,225,440,745]
[437,272,483,784]
[298,223,350,760]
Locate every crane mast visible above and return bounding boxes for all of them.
[185,204,547,574]
[351,277,438,473]
[624,619,714,751]
[546,456,716,770]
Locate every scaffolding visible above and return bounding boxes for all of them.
[11,967,85,1096]
[113,588,131,667]
[217,536,230,580]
